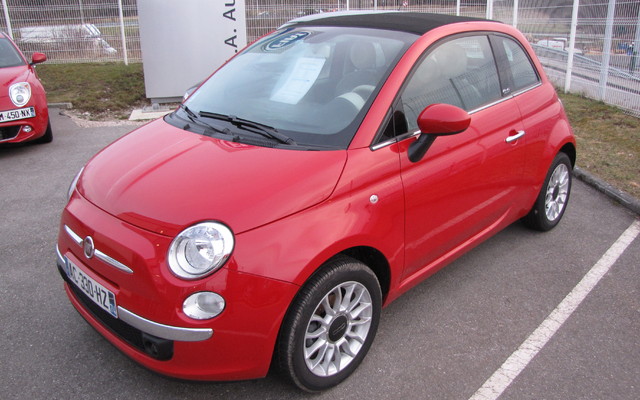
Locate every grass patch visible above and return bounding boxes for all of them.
[558,92,640,199]
[35,63,639,199]
[37,62,147,119]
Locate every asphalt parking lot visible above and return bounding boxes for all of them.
[1,109,639,399]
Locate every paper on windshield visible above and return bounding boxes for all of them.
[271,57,325,105]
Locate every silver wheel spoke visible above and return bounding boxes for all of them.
[321,345,336,374]
[349,301,371,320]
[337,337,357,358]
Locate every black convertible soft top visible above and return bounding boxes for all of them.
[287,12,491,36]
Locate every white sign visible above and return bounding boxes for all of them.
[271,57,326,105]
[137,0,247,101]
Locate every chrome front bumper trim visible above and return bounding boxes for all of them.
[117,306,213,342]
[57,245,213,342]
[64,225,133,274]
[56,245,65,267]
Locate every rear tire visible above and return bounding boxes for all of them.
[523,152,572,231]
[277,256,381,392]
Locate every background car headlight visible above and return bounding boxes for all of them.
[168,221,234,280]
[9,82,31,107]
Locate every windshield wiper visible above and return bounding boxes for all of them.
[178,104,234,138]
[198,111,296,145]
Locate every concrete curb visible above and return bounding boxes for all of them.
[574,166,640,215]
[48,102,73,109]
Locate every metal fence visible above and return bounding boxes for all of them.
[1,1,638,115]
[0,0,139,63]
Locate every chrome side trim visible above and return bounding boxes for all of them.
[94,250,134,274]
[64,225,82,246]
[64,225,133,274]
[117,306,213,342]
[372,130,420,151]
[371,138,396,151]
[511,82,542,98]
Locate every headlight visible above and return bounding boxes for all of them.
[168,222,234,280]
[9,82,31,107]
[67,166,84,201]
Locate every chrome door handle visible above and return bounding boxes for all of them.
[505,130,525,143]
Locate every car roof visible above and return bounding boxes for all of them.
[283,11,493,36]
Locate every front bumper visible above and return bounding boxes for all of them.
[0,98,49,143]
[57,194,300,381]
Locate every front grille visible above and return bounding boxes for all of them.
[57,264,174,361]
[0,126,20,141]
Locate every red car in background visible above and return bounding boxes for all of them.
[0,32,51,144]
[57,12,576,391]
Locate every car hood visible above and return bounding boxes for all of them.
[0,66,31,92]
[77,119,347,237]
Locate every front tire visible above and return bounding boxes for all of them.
[277,256,382,392]
[523,152,572,231]
[34,119,53,144]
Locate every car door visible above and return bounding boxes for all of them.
[490,34,560,186]
[393,34,530,282]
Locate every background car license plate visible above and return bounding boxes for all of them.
[0,107,35,122]
[65,258,118,318]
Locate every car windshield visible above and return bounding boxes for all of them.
[183,26,416,148]
[0,38,26,68]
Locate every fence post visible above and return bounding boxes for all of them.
[79,0,85,25]
[598,0,616,101]
[2,0,13,39]
[564,0,580,93]
[456,0,461,16]
[632,4,640,75]
[118,0,129,65]
[513,0,518,28]
[486,0,494,20]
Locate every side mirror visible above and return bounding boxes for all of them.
[408,103,470,163]
[31,52,47,65]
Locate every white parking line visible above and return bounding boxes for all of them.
[469,219,640,400]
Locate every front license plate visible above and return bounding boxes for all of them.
[0,107,36,122]
[65,258,118,318]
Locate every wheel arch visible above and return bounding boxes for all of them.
[339,246,391,303]
[560,142,576,168]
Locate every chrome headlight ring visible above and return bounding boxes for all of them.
[9,82,31,107]
[168,221,234,280]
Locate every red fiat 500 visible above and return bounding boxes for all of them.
[57,12,576,391]
[0,32,51,144]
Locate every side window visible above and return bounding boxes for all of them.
[495,36,540,93]
[400,35,501,133]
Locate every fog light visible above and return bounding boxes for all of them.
[183,292,225,320]
[23,125,32,133]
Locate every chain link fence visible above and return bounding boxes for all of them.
[1,1,638,115]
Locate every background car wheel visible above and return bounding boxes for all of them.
[523,152,572,231]
[34,119,53,144]
[277,255,382,392]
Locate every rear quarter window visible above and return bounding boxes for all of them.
[494,35,540,94]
